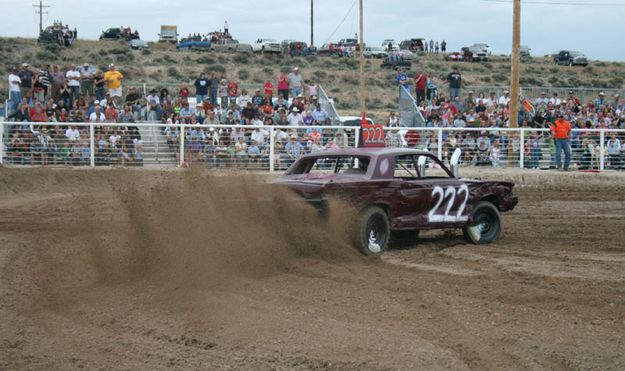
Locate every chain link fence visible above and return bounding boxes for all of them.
[3,121,624,172]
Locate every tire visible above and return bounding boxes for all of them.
[352,206,390,256]
[463,201,502,244]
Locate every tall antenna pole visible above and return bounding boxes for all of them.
[310,0,314,47]
[33,0,50,34]
[358,0,366,115]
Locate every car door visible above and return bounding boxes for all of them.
[416,154,469,228]
[389,155,431,229]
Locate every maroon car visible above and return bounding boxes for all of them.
[274,148,518,255]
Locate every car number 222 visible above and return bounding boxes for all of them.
[428,185,469,222]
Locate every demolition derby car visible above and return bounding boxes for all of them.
[275,148,518,255]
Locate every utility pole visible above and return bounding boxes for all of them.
[509,0,521,128]
[358,0,366,115]
[32,0,50,34]
[508,0,521,164]
[310,0,314,47]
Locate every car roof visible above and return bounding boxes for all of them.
[300,147,430,159]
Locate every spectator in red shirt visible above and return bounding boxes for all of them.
[179,84,190,101]
[228,80,238,98]
[414,69,427,105]
[264,79,274,100]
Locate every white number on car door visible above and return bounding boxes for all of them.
[427,184,469,223]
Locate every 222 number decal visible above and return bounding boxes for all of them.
[427,185,469,222]
[361,123,386,147]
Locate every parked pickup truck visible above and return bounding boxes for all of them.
[251,38,281,53]
[211,39,252,53]
[553,50,588,67]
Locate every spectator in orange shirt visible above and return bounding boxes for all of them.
[263,79,274,100]
[550,114,572,171]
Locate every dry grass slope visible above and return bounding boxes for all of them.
[1,37,624,117]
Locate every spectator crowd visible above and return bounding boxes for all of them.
[5,61,340,168]
[4,58,625,170]
[394,67,625,169]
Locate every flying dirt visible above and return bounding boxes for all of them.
[1,167,624,370]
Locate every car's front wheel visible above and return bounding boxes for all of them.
[353,206,390,255]
[463,201,502,244]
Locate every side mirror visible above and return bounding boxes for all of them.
[417,155,426,177]
[450,148,462,177]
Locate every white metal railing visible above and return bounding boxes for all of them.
[1,121,624,172]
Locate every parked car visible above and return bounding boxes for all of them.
[100,27,139,41]
[553,50,588,66]
[363,46,388,59]
[520,45,531,58]
[211,39,252,52]
[469,43,492,56]
[381,56,411,69]
[176,39,210,50]
[285,41,313,56]
[398,49,419,61]
[444,52,464,62]
[382,39,400,52]
[251,38,282,53]
[399,38,425,52]
[317,43,340,56]
[274,148,518,255]
[129,39,149,50]
[463,46,487,61]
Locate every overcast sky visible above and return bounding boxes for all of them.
[1,0,623,61]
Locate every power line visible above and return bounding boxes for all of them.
[479,0,625,6]
[322,0,358,46]
[32,0,50,34]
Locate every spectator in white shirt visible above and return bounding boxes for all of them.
[65,64,81,104]
[287,107,304,126]
[550,92,562,106]
[65,125,80,141]
[89,105,106,123]
[8,67,22,110]
[498,90,511,107]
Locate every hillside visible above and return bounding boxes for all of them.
[2,37,624,119]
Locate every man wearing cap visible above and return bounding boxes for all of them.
[80,63,94,97]
[18,63,34,100]
[594,92,606,110]
[287,67,304,99]
[550,114,572,171]
[103,64,123,104]
[8,67,22,111]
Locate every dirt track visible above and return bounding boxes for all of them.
[1,168,624,370]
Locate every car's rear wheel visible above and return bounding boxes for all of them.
[463,201,502,244]
[353,206,390,256]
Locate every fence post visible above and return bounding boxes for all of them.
[269,127,275,173]
[437,128,443,160]
[599,129,605,171]
[519,128,524,169]
[179,124,185,166]
[89,123,95,167]
[0,121,4,164]
[354,127,360,148]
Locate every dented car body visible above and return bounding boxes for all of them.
[274,148,518,254]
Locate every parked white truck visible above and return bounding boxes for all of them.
[158,25,178,43]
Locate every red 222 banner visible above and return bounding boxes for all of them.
[360,113,386,147]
